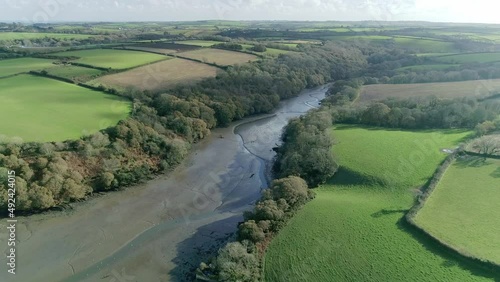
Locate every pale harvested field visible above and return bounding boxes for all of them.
[359,79,500,102]
[93,58,218,91]
[178,48,258,66]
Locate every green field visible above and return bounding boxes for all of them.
[0,32,93,41]
[414,157,500,264]
[0,75,130,143]
[416,53,458,57]
[263,126,499,282]
[51,49,166,69]
[0,58,56,77]
[44,65,103,82]
[323,35,457,53]
[435,52,500,63]
[396,64,459,72]
[394,37,457,53]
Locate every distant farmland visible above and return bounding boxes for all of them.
[435,52,500,63]
[0,75,130,142]
[125,42,201,54]
[0,32,94,41]
[0,57,56,77]
[51,49,167,69]
[393,36,457,53]
[92,58,218,91]
[414,156,500,265]
[174,40,221,47]
[178,48,258,66]
[359,79,500,102]
[396,64,459,72]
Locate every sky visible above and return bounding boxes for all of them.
[0,0,499,24]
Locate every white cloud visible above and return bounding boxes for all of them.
[0,0,499,23]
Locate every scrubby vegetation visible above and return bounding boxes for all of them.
[273,110,338,187]
[197,176,315,281]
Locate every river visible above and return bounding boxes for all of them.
[0,84,328,282]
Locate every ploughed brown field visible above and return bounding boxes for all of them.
[92,58,219,91]
[177,48,259,66]
[359,79,500,102]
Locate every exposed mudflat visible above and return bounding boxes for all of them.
[0,85,328,282]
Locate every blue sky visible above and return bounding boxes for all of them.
[0,0,498,24]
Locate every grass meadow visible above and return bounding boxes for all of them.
[435,52,500,64]
[414,156,500,265]
[359,79,500,102]
[393,36,457,53]
[177,48,258,66]
[51,49,166,69]
[263,126,500,282]
[92,58,218,91]
[0,57,56,77]
[0,75,130,142]
[396,64,459,72]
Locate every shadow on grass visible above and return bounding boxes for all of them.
[455,156,493,168]
[398,218,500,281]
[326,167,388,187]
[491,167,500,178]
[371,208,409,218]
[169,214,241,282]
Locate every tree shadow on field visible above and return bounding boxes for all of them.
[371,208,408,218]
[491,167,500,178]
[455,156,492,168]
[169,214,242,282]
[326,167,387,187]
[397,218,500,281]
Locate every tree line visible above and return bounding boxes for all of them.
[329,95,500,130]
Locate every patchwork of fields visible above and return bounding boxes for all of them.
[0,75,130,142]
[414,156,500,265]
[359,79,500,102]
[0,32,94,40]
[263,126,498,282]
[127,42,201,53]
[0,45,261,142]
[51,49,167,69]
[92,58,218,91]
[178,48,258,66]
